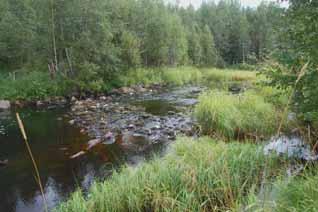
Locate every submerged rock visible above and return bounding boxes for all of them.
[68,86,200,155]
[0,100,10,110]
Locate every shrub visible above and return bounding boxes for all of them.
[0,71,70,100]
[195,91,278,140]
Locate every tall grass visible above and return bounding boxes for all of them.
[195,91,278,140]
[56,137,285,212]
[245,166,318,211]
[119,67,256,87]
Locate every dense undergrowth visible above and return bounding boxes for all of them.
[56,137,288,212]
[0,67,256,100]
[0,72,71,100]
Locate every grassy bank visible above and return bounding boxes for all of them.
[119,67,256,87]
[195,91,279,140]
[0,72,72,100]
[0,67,256,101]
[57,137,286,212]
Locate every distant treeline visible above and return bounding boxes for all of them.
[0,0,283,82]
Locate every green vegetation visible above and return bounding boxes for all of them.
[265,0,318,130]
[0,72,70,100]
[2,0,318,211]
[246,167,318,211]
[1,67,257,100]
[270,171,318,211]
[0,0,283,101]
[120,67,256,87]
[119,67,203,86]
[195,91,278,140]
[57,137,287,212]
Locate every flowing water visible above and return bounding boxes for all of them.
[0,86,203,212]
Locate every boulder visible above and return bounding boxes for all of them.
[0,159,8,166]
[228,84,242,94]
[103,132,116,144]
[119,87,134,94]
[0,100,10,110]
[71,96,77,102]
[36,101,44,107]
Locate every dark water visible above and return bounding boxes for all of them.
[133,99,178,116]
[0,108,136,212]
[0,86,203,212]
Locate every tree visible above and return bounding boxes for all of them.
[200,25,218,66]
[266,0,318,125]
[187,25,203,65]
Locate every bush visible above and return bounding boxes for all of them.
[57,137,285,212]
[195,91,278,140]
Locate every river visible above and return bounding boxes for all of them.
[0,86,203,212]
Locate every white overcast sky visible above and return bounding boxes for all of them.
[166,0,288,8]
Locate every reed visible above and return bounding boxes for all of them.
[16,113,48,212]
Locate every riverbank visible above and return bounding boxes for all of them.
[3,67,318,211]
[0,67,256,103]
[55,67,318,211]
[57,138,300,212]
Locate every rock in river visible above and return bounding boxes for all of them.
[0,100,10,110]
[0,159,8,166]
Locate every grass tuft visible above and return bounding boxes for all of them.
[195,91,278,140]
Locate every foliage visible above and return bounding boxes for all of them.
[0,72,71,100]
[0,0,284,100]
[247,166,318,211]
[120,67,256,88]
[195,91,278,139]
[265,1,318,126]
[56,137,286,212]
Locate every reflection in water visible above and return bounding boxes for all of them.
[0,86,202,212]
[0,108,156,212]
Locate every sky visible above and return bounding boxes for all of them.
[166,0,288,8]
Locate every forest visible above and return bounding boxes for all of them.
[0,0,282,97]
[0,0,318,212]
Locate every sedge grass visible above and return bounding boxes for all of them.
[119,67,256,88]
[195,91,278,140]
[56,137,286,212]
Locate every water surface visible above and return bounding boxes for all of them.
[0,86,202,212]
